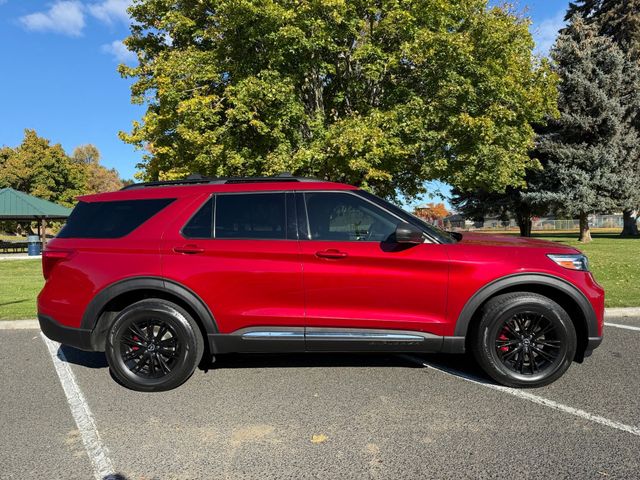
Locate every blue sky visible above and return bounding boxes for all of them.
[0,0,568,199]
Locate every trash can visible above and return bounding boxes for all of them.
[27,235,41,256]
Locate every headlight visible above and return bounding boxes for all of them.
[547,254,589,271]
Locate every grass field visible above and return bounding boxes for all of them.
[0,259,43,320]
[0,231,638,319]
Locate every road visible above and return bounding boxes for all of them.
[1,316,639,479]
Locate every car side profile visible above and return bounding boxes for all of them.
[38,176,604,391]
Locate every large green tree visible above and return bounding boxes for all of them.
[528,16,640,243]
[567,0,640,235]
[120,0,557,199]
[0,129,86,206]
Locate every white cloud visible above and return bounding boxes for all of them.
[533,10,566,56]
[88,0,131,24]
[101,39,136,63]
[20,1,85,37]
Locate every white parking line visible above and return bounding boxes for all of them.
[40,333,117,480]
[605,322,640,332]
[401,354,640,438]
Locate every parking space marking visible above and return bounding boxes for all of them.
[605,322,640,332]
[40,333,116,480]
[401,354,640,438]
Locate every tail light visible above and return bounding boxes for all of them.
[42,249,73,280]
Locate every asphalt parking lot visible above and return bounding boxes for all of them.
[1,316,639,480]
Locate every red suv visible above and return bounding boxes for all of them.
[38,176,604,391]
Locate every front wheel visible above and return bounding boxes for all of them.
[471,292,577,388]
[105,299,204,392]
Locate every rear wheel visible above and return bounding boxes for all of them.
[105,299,204,392]
[471,292,577,388]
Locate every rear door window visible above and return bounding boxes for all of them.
[58,198,174,239]
[214,193,287,240]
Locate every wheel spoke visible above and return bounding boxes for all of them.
[155,325,168,341]
[158,336,177,347]
[131,353,149,373]
[157,355,171,374]
[496,339,520,348]
[536,340,562,349]
[532,345,556,363]
[122,335,146,348]
[158,347,178,358]
[129,324,148,341]
[529,350,538,373]
[515,351,525,373]
[534,324,556,340]
[123,348,145,361]
[502,346,521,361]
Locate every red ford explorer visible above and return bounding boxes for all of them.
[38,176,604,391]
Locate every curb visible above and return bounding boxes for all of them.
[605,307,640,319]
[0,256,41,261]
[0,319,39,329]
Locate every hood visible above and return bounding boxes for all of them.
[457,232,579,252]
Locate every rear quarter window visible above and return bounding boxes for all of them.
[57,198,174,239]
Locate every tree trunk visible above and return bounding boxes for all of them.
[621,209,639,236]
[579,212,592,243]
[517,216,532,237]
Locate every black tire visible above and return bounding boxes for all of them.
[471,292,577,388]
[105,299,204,392]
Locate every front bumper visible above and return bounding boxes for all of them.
[38,314,94,351]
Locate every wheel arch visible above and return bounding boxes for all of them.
[455,273,597,361]
[83,277,217,351]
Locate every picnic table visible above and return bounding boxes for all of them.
[0,241,29,253]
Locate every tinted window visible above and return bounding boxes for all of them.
[182,198,213,238]
[215,193,286,239]
[304,192,398,241]
[58,198,174,239]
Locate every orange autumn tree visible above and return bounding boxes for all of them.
[414,203,450,222]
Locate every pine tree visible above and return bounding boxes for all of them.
[530,16,640,243]
[566,0,640,235]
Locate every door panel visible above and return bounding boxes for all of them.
[161,193,304,334]
[299,192,450,335]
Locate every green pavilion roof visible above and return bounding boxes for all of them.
[0,188,72,220]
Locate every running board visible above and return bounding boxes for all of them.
[208,327,465,354]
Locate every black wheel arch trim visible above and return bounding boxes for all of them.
[81,276,218,349]
[454,273,599,338]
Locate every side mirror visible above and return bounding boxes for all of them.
[394,222,424,244]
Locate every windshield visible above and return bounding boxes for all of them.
[356,191,458,244]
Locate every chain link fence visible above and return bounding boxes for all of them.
[444,214,636,231]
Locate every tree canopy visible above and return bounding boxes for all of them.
[0,131,124,208]
[120,0,557,199]
[526,16,640,242]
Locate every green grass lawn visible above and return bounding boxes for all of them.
[0,259,43,320]
[0,232,638,320]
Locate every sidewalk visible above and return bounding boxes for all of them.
[0,254,40,260]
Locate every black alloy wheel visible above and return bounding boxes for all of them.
[494,311,564,376]
[106,299,204,392]
[472,292,577,388]
[120,318,181,379]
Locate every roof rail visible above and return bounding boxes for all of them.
[121,173,322,190]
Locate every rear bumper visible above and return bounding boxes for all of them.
[38,314,94,351]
